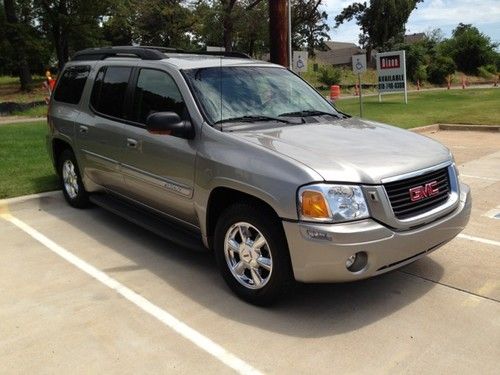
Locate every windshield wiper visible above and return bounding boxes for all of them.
[214,115,292,125]
[279,110,343,118]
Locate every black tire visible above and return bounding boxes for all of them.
[214,203,294,306]
[58,149,90,208]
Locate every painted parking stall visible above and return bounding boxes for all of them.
[1,130,499,374]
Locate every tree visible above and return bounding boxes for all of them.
[101,0,135,46]
[192,0,269,56]
[132,0,195,48]
[35,0,112,70]
[291,0,329,57]
[334,0,423,58]
[427,55,455,84]
[2,0,33,90]
[439,23,498,75]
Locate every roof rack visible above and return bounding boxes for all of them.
[71,46,251,61]
[72,46,166,61]
[168,50,251,59]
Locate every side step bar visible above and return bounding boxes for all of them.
[89,194,207,252]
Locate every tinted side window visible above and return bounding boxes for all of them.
[91,66,132,119]
[53,66,90,104]
[132,69,186,124]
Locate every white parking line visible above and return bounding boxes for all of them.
[458,234,500,247]
[0,209,263,375]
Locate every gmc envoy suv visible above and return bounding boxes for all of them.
[47,46,471,305]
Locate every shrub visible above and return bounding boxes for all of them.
[477,64,497,78]
[414,64,427,83]
[427,56,456,84]
[318,65,342,86]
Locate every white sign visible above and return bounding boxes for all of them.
[376,50,407,94]
[352,54,367,74]
[292,51,308,73]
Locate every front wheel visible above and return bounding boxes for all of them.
[58,149,90,208]
[214,203,293,306]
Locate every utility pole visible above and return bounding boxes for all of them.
[269,0,289,67]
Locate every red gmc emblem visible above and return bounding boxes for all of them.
[409,181,439,202]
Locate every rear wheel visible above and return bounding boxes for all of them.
[58,149,90,208]
[214,203,293,305]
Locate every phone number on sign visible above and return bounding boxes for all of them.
[378,82,405,90]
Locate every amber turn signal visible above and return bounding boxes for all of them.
[301,190,330,219]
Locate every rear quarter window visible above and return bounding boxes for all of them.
[53,66,91,104]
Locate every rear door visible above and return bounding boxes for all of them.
[75,64,134,192]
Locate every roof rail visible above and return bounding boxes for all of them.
[71,46,251,61]
[72,46,166,61]
[169,50,251,59]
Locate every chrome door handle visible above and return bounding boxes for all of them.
[79,126,88,134]
[127,138,138,148]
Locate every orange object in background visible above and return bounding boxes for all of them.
[330,85,341,101]
[48,77,56,91]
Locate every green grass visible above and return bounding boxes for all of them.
[0,75,45,85]
[334,88,500,128]
[0,121,58,199]
[11,104,47,117]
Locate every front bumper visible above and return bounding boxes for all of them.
[283,182,471,283]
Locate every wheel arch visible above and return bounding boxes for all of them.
[205,186,283,250]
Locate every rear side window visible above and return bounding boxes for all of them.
[132,69,186,124]
[53,66,90,104]
[90,66,132,119]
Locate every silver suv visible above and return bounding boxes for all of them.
[47,46,471,305]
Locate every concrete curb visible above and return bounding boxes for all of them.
[0,116,45,125]
[410,124,440,133]
[411,124,500,133]
[0,190,60,205]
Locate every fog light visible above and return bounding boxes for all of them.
[345,254,357,268]
[346,251,368,272]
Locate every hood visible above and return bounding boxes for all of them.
[228,118,451,184]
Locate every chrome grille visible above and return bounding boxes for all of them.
[384,167,451,219]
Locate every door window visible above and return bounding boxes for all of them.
[132,69,186,124]
[90,66,132,119]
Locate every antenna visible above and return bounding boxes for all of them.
[219,55,223,131]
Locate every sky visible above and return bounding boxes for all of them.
[323,0,500,47]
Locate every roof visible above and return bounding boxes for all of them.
[404,33,426,44]
[324,41,359,51]
[70,46,279,70]
[315,45,363,65]
[162,54,277,70]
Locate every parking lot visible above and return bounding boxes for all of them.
[1,129,499,374]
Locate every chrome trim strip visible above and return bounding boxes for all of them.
[381,161,452,184]
[120,163,193,198]
[82,149,118,165]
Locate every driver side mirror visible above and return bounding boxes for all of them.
[146,112,194,139]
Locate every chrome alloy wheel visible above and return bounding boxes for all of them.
[224,222,273,290]
[62,160,79,199]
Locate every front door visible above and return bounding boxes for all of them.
[118,68,198,225]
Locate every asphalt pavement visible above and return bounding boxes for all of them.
[1,130,499,374]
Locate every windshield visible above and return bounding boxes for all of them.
[183,66,339,125]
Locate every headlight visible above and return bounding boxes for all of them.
[298,184,369,223]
